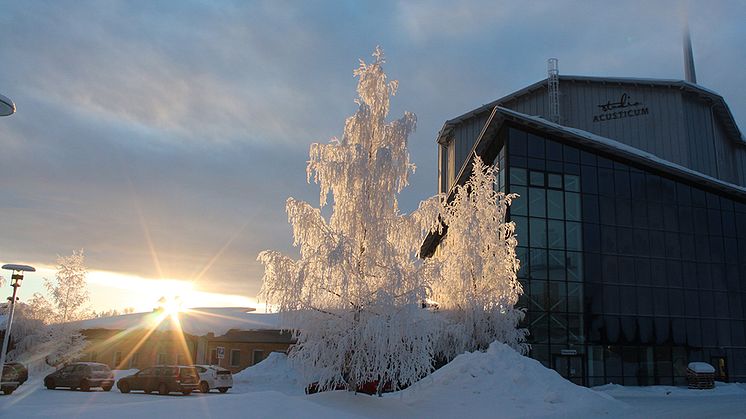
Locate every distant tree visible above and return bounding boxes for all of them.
[2,250,91,373]
[259,47,440,395]
[45,249,91,322]
[2,302,86,372]
[430,157,528,360]
[92,308,121,318]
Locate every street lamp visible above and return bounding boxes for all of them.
[0,264,35,374]
[0,93,15,117]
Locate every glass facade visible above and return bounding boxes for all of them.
[505,126,746,386]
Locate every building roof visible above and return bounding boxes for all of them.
[421,106,746,257]
[71,307,280,337]
[436,75,745,146]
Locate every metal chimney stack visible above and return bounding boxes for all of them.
[547,58,560,123]
[683,25,697,84]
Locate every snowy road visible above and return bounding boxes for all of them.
[1,379,746,419]
[2,352,745,419]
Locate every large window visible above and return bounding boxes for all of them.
[128,352,140,369]
[230,349,241,367]
[252,350,265,366]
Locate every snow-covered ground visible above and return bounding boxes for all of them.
[1,343,744,418]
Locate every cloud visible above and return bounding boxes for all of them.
[0,0,744,305]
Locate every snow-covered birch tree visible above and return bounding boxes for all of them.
[259,47,440,394]
[45,249,91,323]
[430,157,528,360]
[3,301,86,372]
[1,250,91,372]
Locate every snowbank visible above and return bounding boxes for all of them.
[232,352,305,395]
[395,342,626,418]
[594,382,746,398]
[237,341,628,418]
[113,369,138,381]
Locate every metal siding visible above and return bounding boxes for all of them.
[711,110,739,183]
[486,79,743,187]
[738,148,746,185]
[449,114,492,186]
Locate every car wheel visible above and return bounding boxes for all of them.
[79,380,91,392]
[2,387,14,395]
[118,382,130,393]
[182,390,192,396]
[218,387,229,393]
[102,385,112,392]
[199,381,209,393]
[158,383,168,396]
[45,378,56,390]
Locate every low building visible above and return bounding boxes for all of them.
[73,307,293,372]
[198,329,294,373]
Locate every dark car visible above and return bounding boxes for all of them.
[117,366,199,395]
[4,363,27,385]
[44,362,115,391]
[1,363,28,395]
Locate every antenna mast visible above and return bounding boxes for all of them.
[683,25,697,84]
[547,58,560,123]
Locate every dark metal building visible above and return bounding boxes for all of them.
[423,73,746,386]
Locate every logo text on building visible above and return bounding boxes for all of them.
[593,93,649,122]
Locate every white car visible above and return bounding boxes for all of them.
[193,365,233,393]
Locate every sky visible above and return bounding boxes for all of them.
[0,0,744,313]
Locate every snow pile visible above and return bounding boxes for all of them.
[113,369,138,381]
[232,352,305,395]
[397,342,626,418]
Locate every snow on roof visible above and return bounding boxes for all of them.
[70,307,280,337]
[688,362,716,374]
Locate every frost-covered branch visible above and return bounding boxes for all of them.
[430,157,528,359]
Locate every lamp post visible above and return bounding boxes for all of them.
[0,93,15,117]
[0,264,35,373]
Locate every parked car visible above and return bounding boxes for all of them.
[4,363,28,385]
[1,363,28,395]
[193,364,233,393]
[117,365,199,395]
[44,362,114,391]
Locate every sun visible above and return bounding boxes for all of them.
[158,295,185,316]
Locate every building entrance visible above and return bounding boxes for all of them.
[711,357,728,382]
[553,354,585,386]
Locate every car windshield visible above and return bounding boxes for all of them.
[91,365,110,372]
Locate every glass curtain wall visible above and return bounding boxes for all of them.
[504,126,746,386]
